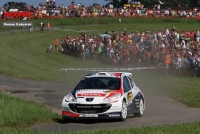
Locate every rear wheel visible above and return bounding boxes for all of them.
[134,98,144,117]
[120,101,127,121]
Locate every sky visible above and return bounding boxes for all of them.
[0,0,109,7]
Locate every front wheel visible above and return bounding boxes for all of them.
[120,101,127,121]
[134,98,144,117]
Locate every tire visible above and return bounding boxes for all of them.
[120,101,127,121]
[134,98,144,117]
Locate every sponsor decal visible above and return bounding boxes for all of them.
[78,106,101,108]
[80,114,98,117]
[135,99,139,101]
[128,100,133,105]
[4,12,32,18]
[135,102,140,105]
[109,107,121,111]
[109,114,120,117]
[103,91,121,100]
[9,9,19,12]
[127,91,133,101]
[77,93,106,97]
[104,90,116,94]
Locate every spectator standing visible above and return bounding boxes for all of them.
[85,46,90,59]
[196,30,200,43]
[194,54,200,77]
[188,52,194,69]
[164,51,171,75]
[0,10,3,20]
[54,37,59,51]
[29,26,33,33]
[176,54,182,75]
[47,22,51,32]
[40,21,45,32]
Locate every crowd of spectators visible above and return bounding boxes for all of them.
[33,2,200,19]
[1,1,200,77]
[1,1,200,20]
[59,26,200,77]
[39,0,56,9]
[3,2,28,11]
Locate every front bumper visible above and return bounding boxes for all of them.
[62,111,121,119]
[62,102,122,119]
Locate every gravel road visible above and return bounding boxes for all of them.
[1,74,200,132]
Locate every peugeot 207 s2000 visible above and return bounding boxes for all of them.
[62,72,145,122]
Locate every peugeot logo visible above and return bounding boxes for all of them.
[86,98,94,102]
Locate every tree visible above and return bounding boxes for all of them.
[113,0,121,7]
[104,0,121,7]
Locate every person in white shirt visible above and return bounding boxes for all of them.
[181,38,186,49]
[0,10,3,16]
[46,44,52,53]
[176,54,182,75]
[165,27,169,36]
[196,30,200,43]
[81,42,85,49]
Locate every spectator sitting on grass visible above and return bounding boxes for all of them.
[46,44,52,53]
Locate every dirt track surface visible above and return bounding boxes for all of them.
[1,74,200,132]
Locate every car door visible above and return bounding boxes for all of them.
[127,76,137,99]
[122,75,133,106]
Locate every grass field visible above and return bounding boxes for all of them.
[0,17,200,133]
[1,17,200,32]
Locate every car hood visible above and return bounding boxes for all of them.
[74,89,120,104]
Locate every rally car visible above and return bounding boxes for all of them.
[62,72,145,122]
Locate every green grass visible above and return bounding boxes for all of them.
[0,91,60,128]
[1,17,200,32]
[0,17,200,133]
[133,70,200,107]
[0,121,200,134]
[0,30,113,83]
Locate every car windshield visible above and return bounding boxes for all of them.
[75,77,120,90]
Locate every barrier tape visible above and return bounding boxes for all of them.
[58,66,161,72]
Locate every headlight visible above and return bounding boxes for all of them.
[103,93,120,103]
[65,94,77,102]
[62,106,70,111]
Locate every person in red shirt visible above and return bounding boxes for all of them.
[47,22,50,32]
[164,51,171,75]
[54,37,59,51]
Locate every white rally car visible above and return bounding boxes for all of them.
[62,72,145,122]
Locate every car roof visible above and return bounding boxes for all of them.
[85,72,132,77]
